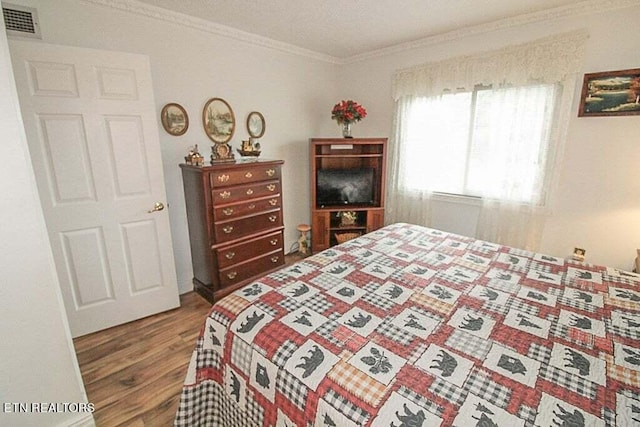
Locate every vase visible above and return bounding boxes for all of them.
[341,122,353,138]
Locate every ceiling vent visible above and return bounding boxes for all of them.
[2,3,41,39]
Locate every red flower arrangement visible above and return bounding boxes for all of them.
[331,100,367,124]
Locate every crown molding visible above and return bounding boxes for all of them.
[342,0,639,64]
[80,0,340,63]
[82,0,637,65]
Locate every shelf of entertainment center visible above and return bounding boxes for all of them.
[315,154,383,158]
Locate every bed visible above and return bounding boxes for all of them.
[174,223,640,426]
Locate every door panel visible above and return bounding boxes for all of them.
[27,60,79,97]
[11,41,180,337]
[105,115,151,197]
[121,219,163,294]
[95,66,138,100]
[39,114,96,203]
[60,227,114,307]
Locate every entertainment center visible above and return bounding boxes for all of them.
[310,137,387,252]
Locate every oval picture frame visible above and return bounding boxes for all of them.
[202,97,235,144]
[160,103,188,136]
[247,111,266,138]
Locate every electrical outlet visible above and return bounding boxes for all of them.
[572,247,585,262]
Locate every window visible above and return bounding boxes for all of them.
[400,83,558,205]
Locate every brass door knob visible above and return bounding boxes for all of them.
[148,202,165,213]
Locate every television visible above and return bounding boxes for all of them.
[316,168,375,207]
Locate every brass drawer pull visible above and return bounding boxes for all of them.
[222,208,234,216]
[217,174,229,183]
[219,191,231,199]
[227,271,237,279]
[268,199,277,206]
[271,256,279,263]
[270,239,278,246]
[225,251,235,260]
[248,204,256,210]
[246,189,254,196]
[223,226,234,234]
[267,184,276,192]
[266,169,275,177]
[269,215,277,222]
[245,172,253,178]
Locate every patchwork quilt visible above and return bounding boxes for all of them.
[175,223,640,426]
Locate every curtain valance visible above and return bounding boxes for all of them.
[392,31,588,100]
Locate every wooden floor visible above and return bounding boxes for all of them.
[73,291,211,426]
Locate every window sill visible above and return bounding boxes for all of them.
[431,192,482,207]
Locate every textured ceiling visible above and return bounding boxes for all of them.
[133,0,586,59]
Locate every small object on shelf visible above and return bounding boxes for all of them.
[184,144,204,166]
[337,211,357,226]
[211,142,235,163]
[297,224,311,255]
[335,232,361,244]
[331,100,367,138]
[572,247,586,262]
[341,122,352,138]
[237,137,261,157]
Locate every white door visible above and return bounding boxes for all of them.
[10,41,180,337]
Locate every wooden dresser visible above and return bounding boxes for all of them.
[180,159,285,303]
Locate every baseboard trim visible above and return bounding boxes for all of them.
[59,412,95,427]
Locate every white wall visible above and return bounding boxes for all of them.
[0,17,92,427]
[339,4,640,270]
[7,0,340,293]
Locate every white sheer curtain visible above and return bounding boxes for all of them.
[387,31,587,250]
[387,97,435,227]
[474,83,559,250]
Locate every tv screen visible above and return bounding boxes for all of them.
[316,168,375,207]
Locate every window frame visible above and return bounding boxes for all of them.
[399,82,557,206]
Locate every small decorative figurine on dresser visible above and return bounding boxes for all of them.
[211,143,235,163]
[238,138,261,157]
[184,144,204,166]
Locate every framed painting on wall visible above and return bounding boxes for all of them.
[247,111,266,138]
[578,68,640,117]
[160,103,188,135]
[202,97,235,143]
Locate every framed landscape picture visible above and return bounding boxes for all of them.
[202,97,235,143]
[161,103,188,135]
[578,68,640,117]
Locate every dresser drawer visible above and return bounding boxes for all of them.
[214,209,282,243]
[218,249,284,289]
[210,165,281,188]
[212,180,280,205]
[215,230,283,269]
[213,195,281,221]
